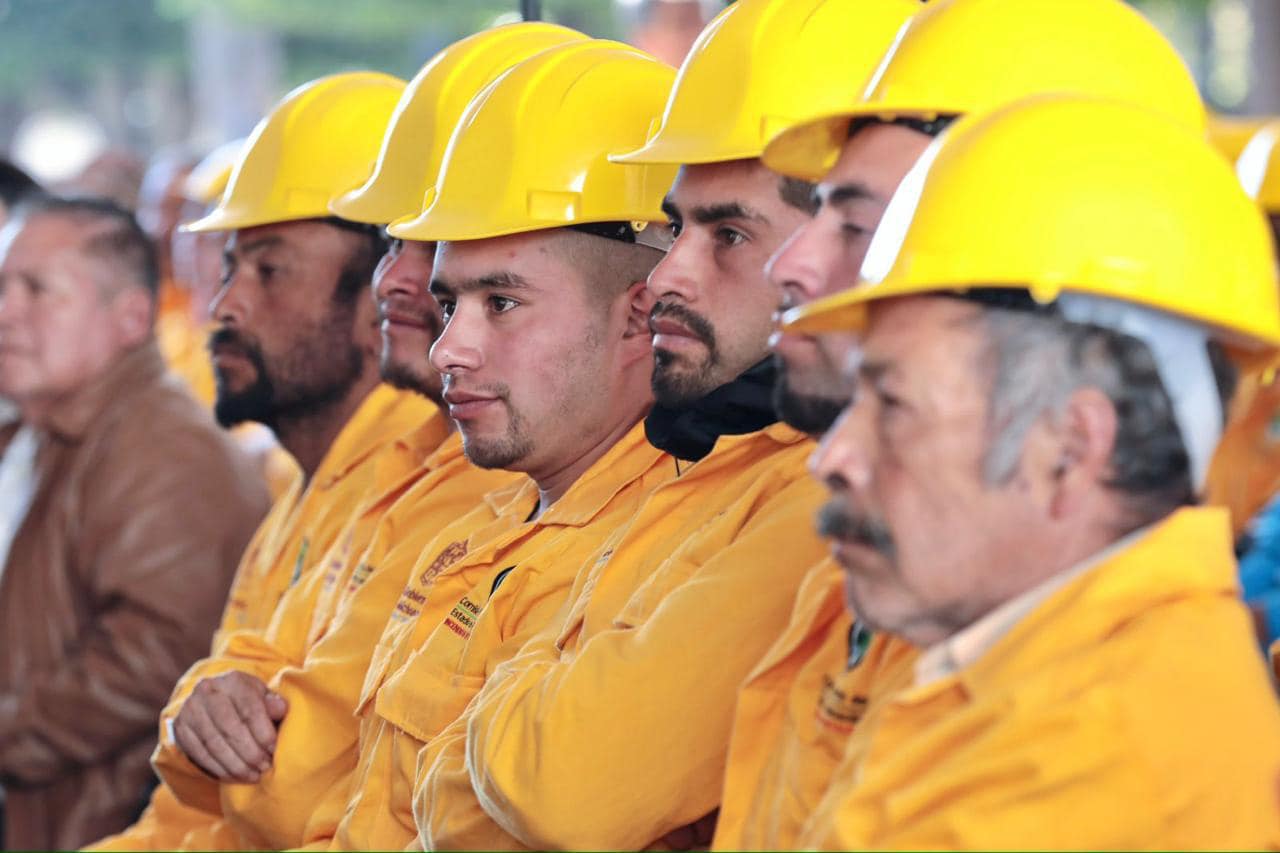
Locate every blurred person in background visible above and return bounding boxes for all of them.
[0,159,41,458]
[63,149,146,212]
[0,195,270,850]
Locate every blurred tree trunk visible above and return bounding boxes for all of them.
[1247,0,1280,113]
[185,5,284,150]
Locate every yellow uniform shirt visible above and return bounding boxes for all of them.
[320,422,670,851]
[217,384,436,637]
[210,432,515,850]
[420,424,826,851]
[800,507,1280,850]
[1206,372,1280,538]
[712,559,916,851]
[92,387,438,850]
[151,408,451,814]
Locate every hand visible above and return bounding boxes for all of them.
[171,671,288,783]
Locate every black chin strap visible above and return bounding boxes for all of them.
[644,358,780,463]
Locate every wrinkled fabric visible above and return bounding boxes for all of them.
[421,423,824,851]
[801,507,1280,850]
[712,559,917,851]
[93,383,436,851]
[318,422,671,851]
[0,342,269,851]
[644,357,779,462]
[161,427,514,851]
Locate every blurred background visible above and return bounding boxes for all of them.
[0,0,1273,201]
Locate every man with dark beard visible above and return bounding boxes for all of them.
[125,28,573,852]
[83,71,442,852]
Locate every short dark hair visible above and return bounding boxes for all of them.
[11,195,159,299]
[0,159,39,209]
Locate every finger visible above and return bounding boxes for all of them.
[173,714,232,780]
[194,695,264,781]
[202,728,262,783]
[224,687,280,758]
[207,689,274,770]
[174,701,234,778]
[264,691,289,722]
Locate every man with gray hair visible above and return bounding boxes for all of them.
[788,95,1280,848]
[0,196,269,850]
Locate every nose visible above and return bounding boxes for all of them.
[767,218,830,308]
[645,232,700,304]
[373,242,434,303]
[209,267,248,325]
[809,401,872,493]
[428,299,484,375]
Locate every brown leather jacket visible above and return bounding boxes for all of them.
[0,342,270,850]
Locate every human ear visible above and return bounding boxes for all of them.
[1046,387,1118,518]
[112,286,154,348]
[622,279,655,340]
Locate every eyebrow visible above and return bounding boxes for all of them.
[662,195,768,227]
[858,358,898,386]
[224,234,284,265]
[429,270,531,297]
[817,181,879,211]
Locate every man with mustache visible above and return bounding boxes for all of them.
[0,196,269,851]
[83,71,443,851]
[713,1,1217,848]
[411,2,908,849]
[789,93,1280,848]
[132,26,582,853]
[264,41,682,851]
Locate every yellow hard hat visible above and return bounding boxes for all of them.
[611,0,919,166]
[1208,112,1272,162]
[181,138,245,206]
[329,22,588,225]
[763,0,1206,182]
[388,41,677,242]
[784,95,1280,367]
[184,71,405,233]
[1236,120,1280,213]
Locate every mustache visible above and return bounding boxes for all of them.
[816,497,896,559]
[207,327,263,360]
[441,377,512,402]
[649,301,717,349]
[378,296,443,340]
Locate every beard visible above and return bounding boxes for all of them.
[209,307,364,431]
[457,389,535,470]
[380,351,443,403]
[816,497,897,564]
[649,301,721,406]
[772,357,848,436]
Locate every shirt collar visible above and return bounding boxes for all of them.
[913,523,1156,688]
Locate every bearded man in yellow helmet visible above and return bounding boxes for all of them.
[84,70,447,851]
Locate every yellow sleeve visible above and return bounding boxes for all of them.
[219,555,411,849]
[152,525,346,815]
[462,477,825,850]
